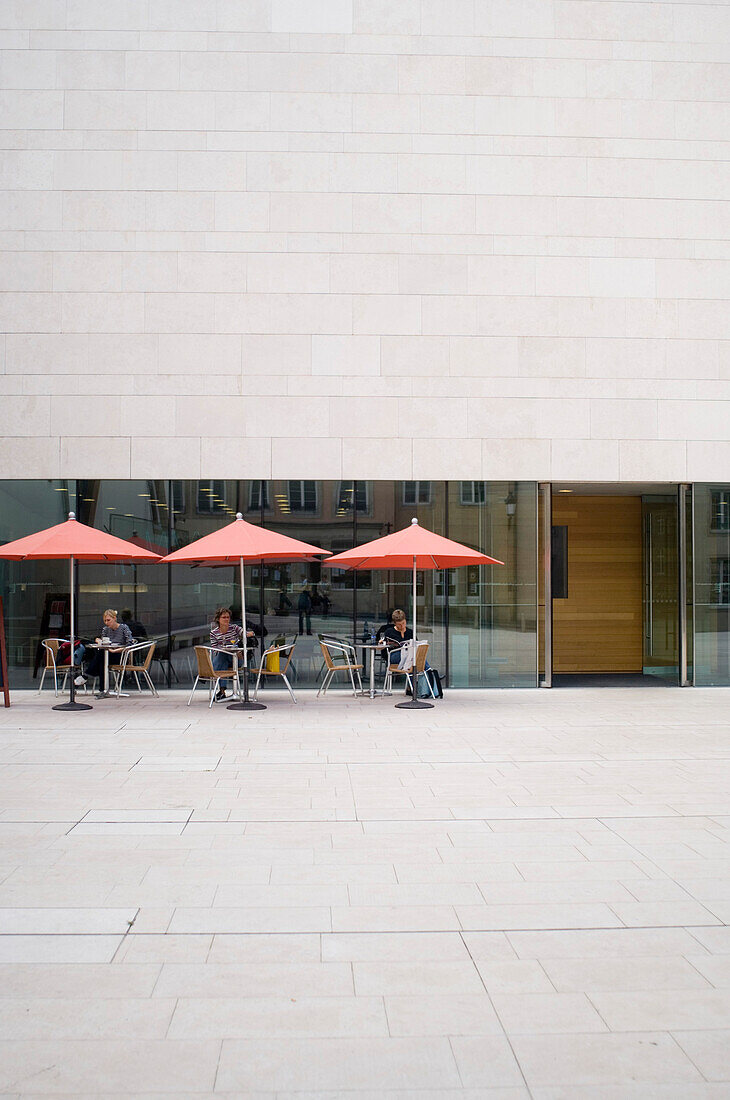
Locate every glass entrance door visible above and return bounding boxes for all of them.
[643,495,679,682]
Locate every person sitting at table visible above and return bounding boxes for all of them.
[383,609,430,692]
[75,608,134,687]
[209,606,257,701]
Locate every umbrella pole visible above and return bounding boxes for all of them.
[53,554,92,712]
[228,555,265,711]
[395,550,433,711]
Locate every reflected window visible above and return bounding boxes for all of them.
[711,490,730,532]
[460,481,487,505]
[171,481,185,513]
[288,480,317,513]
[403,481,431,505]
[336,481,369,515]
[249,480,270,511]
[197,480,226,514]
[712,558,730,605]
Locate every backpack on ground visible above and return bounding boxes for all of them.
[418,668,444,699]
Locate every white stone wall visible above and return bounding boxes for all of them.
[0,0,729,483]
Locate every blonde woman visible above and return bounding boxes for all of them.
[76,608,134,687]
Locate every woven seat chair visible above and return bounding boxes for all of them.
[38,638,79,696]
[317,639,363,698]
[382,640,434,699]
[187,645,238,708]
[252,640,297,703]
[110,640,158,698]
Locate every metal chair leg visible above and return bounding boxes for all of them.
[282,674,296,703]
[317,669,333,697]
[187,676,199,705]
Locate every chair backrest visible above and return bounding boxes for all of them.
[42,638,61,667]
[394,639,428,673]
[414,640,429,673]
[278,641,295,674]
[121,640,155,670]
[139,640,156,670]
[194,645,215,679]
[319,640,336,671]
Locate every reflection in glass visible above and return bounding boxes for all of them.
[694,484,730,685]
[78,480,171,678]
[1,478,538,693]
[447,481,537,687]
[0,480,75,688]
[642,495,679,683]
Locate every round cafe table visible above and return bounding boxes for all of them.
[358,641,388,699]
[86,642,129,699]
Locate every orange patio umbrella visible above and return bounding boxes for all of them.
[0,512,161,712]
[324,518,503,710]
[159,513,329,711]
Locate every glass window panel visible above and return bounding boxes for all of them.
[0,480,74,689]
[287,480,318,513]
[447,481,537,687]
[711,490,730,532]
[169,481,259,687]
[353,483,447,691]
[78,481,171,685]
[249,480,270,512]
[197,480,227,514]
[694,483,730,685]
[460,481,487,505]
[258,480,354,690]
[403,480,431,505]
[335,481,369,515]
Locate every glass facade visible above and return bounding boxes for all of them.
[7,479,730,690]
[0,479,537,691]
[693,484,730,686]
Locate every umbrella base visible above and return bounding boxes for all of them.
[53,701,93,712]
[395,698,434,710]
[227,700,266,711]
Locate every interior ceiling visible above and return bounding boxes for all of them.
[551,483,677,497]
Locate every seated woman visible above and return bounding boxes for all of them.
[75,608,133,687]
[383,608,430,692]
[209,607,257,701]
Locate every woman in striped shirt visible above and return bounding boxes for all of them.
[210,607,256,700]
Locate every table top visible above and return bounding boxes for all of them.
[88,643,126,652]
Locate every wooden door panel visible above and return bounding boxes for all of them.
[552,495,643,673]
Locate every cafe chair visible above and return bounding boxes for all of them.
[382,640,434,699]
[39,638,82,697]
[317,639,364,698]
[315,632,351,682]
[188,645,238,708]
[252,640,297,703]
[110,641,158,698]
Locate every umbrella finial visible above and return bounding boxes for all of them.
[236,512,243,521]
[68,511,76,521]
[411,517,418,525]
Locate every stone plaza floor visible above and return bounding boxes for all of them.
[1,685,730,1098]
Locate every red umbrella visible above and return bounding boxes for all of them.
[159,512,329,711]
[324,518,503,710]
[0,512,161,712]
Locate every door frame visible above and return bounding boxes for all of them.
[542,483,692,687]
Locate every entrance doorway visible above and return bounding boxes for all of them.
[545,485,681,686]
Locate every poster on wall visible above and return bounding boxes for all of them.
[0,596,9,707]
